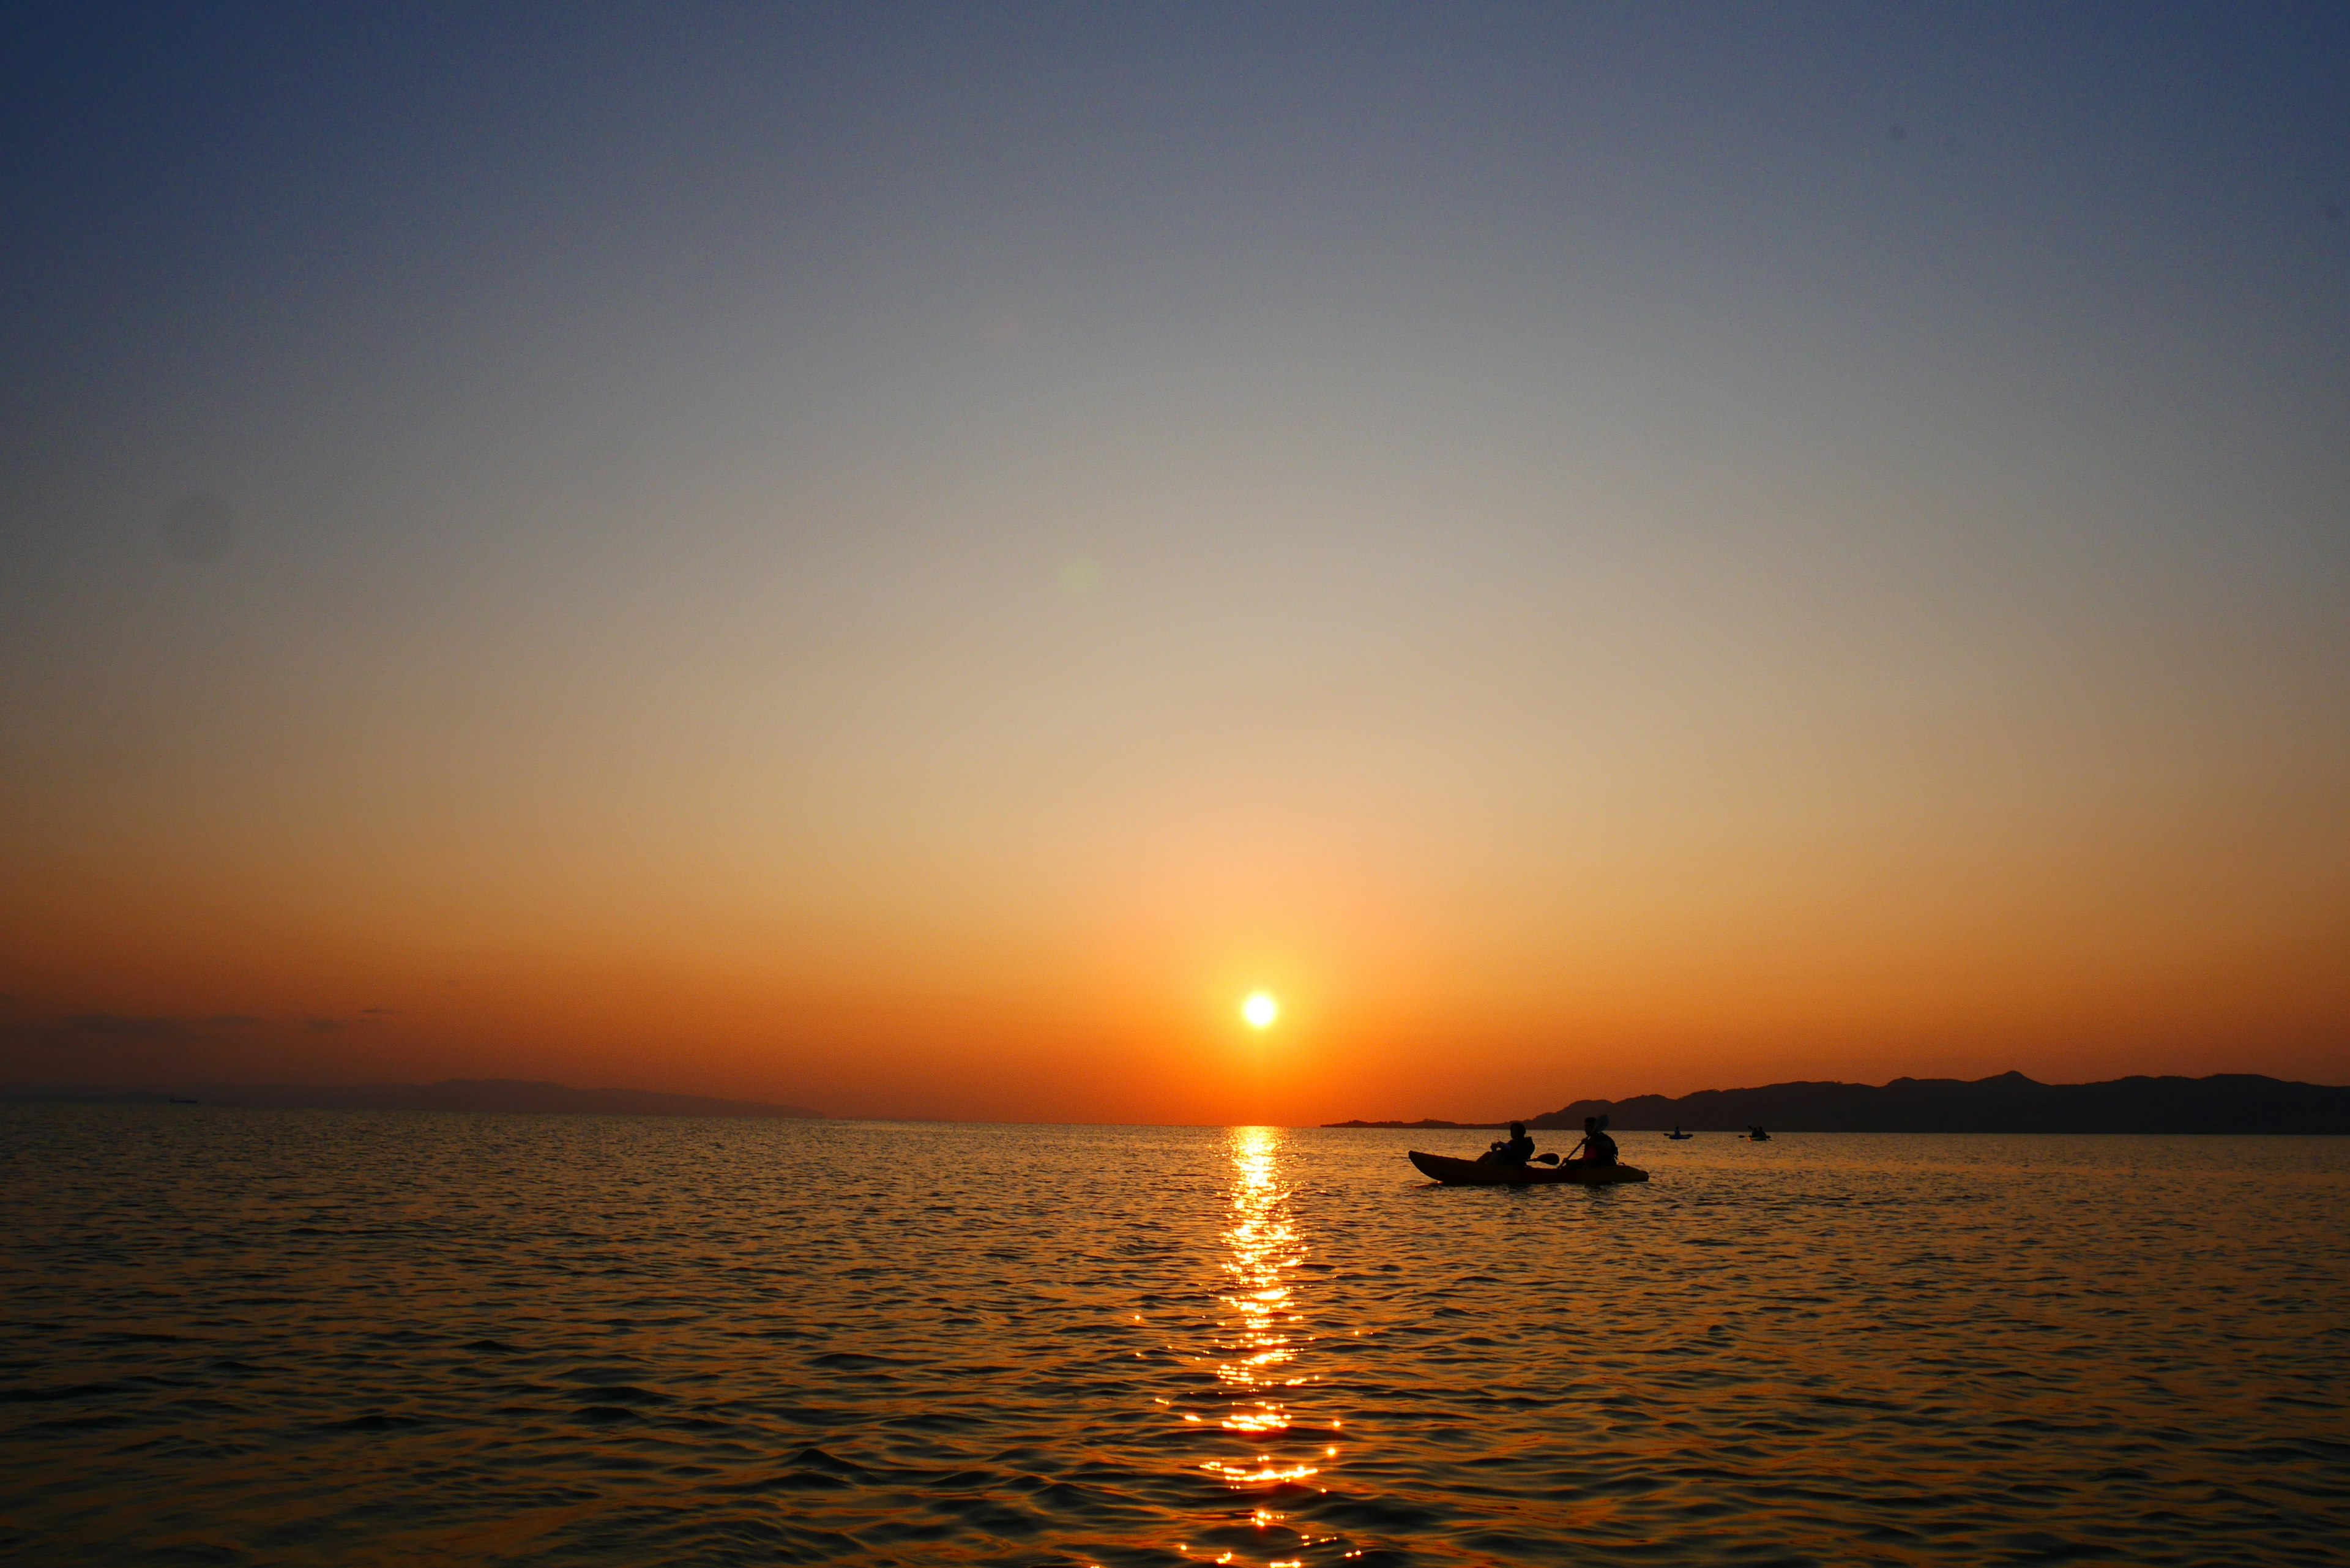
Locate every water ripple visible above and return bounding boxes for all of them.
[2,1110,2346,1564]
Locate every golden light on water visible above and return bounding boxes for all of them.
[1162,1127,1354,1559]
[1242,993,1279,1029]
[1196,1127,1324,1508]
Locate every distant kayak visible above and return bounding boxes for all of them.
[1408,1151,1651,1186]
[1666,1131,1693,1140]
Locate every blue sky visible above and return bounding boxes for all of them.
[4,3,2346,1116]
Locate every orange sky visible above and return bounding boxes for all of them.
[6,650,2344,1122]
[5,10,2347,1120]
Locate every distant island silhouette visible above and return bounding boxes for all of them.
[5,1078,822,1120]
[1325,1071,2350,1135]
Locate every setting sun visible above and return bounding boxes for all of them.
[1242,993,1279,1029]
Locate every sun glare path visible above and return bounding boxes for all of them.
[1169,1126,1351,1562]
[1242,993,1278,1029]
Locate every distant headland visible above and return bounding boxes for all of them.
[1325,1071,2350,1135]
[4,1078,823,1120]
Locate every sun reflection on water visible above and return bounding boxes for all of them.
[1175,1127,1340,1561]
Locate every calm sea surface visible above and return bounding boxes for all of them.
[2,1108,2346,1565]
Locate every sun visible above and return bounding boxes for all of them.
[1242,992,1279,1029]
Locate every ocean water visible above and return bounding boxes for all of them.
[2,1109,2345,1566]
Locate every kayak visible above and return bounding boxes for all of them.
[1408,1151,1651,1186]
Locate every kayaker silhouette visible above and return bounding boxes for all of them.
[1479,1121,1535,1167]
[1567,1114,1618,1167]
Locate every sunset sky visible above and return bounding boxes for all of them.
[4,4,2346,1124]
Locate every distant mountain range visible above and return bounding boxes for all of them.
[1324,1071,2350,1135]
[4,1078,823,1120]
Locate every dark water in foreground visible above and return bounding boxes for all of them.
[3,1110,2346,1566]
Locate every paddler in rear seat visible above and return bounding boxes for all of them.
[1565,1114,1619,1168]
[1478,1121,1536,1167]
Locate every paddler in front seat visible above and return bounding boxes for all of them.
[1478,1121,1536,1167]
[1566,1114,1619,1168]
